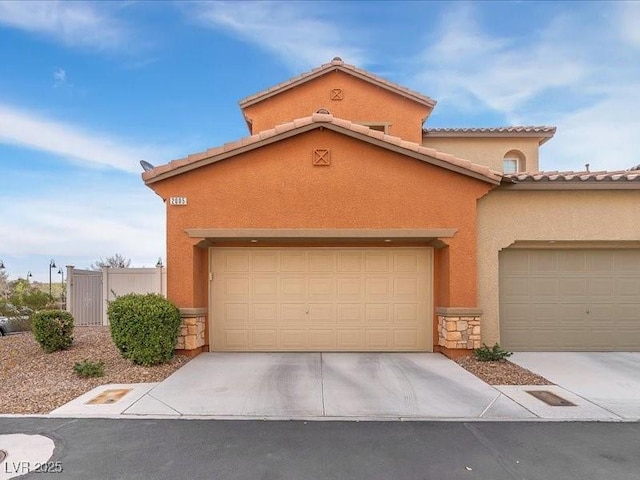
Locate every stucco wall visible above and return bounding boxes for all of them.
[243,70,431,144]
[477,189,640,345]
[421,136,541,172]
[149,128,493,310]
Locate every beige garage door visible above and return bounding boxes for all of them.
[500,249,640,351]
[210,247,433,351]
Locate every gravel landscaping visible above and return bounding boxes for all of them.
[0,327,191,414]
[456,356,553,385]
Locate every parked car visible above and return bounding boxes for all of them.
[0,315,30,335]
[0,316,9,335]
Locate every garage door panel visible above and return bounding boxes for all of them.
[394,329,419,348]
[281,252,306,272]
[587,278,615,297]
[616,278,640,296]
[280,277,306,296]
[309,330,336,349]
[212,247,432,351]
[222,252,250,272]
[366,278,390,297]
[337,252,362,272]
[224,304,249,322]
[393,303,418,323]
[365,253,390,272]
[252,278,277,296]
[337,278,363,297]
[500,249,640,351]
[251,330,277,349]
[253,304,277,322]
[309,278,335,297]
[365,304,390,322]
[337,304,362,323]
[252,252,278,272]
[393,278,419,297]
[337,329,364,349]
[224,278,251,296]
[308,304,335,323]
[309,252,335,272]
[281,303,306,321]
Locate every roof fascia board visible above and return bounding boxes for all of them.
[239,65,436,109]
[423,130,555,145]
[497,182,640,190]
[146,122,501,186]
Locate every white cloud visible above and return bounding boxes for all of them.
[0,103,176,173]
[187,1,367,69]
[53,68,67,87]
[0,181,165,281]
[417,5,589,114]
[618,1,640,49]
[415,3,640,172]
[0,0,128,50]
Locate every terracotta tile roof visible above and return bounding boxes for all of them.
[504,169,640,183]
[238,57,436,109]
[425,126,556,134]
[424,126,556,145]
[142,111,502,185]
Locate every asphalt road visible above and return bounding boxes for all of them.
[1,418,639,480]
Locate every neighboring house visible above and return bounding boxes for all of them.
[143,58,640,356]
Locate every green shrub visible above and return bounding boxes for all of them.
[73,359,105,378]
[31,310,74,353]
[474,343,513,362]
[108,293,181,366]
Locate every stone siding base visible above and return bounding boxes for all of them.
[436,308,482,351]
[176,308,207,351]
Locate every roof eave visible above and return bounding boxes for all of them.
[144,121,501,186]
[423,130,556,145]
[498,180,640,190]
[238,63,436,110]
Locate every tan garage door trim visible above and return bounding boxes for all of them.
[209,246,434,352]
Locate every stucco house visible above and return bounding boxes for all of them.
[143,58,640,357]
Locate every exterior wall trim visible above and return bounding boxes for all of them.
[187,228,458,240]
[435,307,483,316]
[179,307,208,317]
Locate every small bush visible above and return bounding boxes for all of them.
[73,359,105,378]
[108,293,181,366]
[31,310,74,353]
[474,343,513,362]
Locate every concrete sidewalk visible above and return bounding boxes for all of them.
[48,352,632,421]
[510,352,640,420]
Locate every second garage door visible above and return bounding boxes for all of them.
[500,248,640,351]
[211,247,433,351]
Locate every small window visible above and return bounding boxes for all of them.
[503,158,518,173]
[502,150,526,173]
[368,125,387,133]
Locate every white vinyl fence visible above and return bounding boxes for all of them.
[66,266,167,326]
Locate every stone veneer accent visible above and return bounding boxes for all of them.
[176,308,207,351]
[436,308,482,350]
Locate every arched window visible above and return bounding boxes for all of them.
[503,150,526,173]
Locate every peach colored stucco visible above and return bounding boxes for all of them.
[148,129,492,323]
[421,136,541,172]
[477,189,640,346]
[243,70,431,144]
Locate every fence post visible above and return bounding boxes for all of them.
[66,266,75,315]
[102,266,109,326]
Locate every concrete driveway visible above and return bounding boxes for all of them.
[510,352,640,419]
[123,353,532,419]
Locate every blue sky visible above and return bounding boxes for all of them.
[1,1,639,282]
